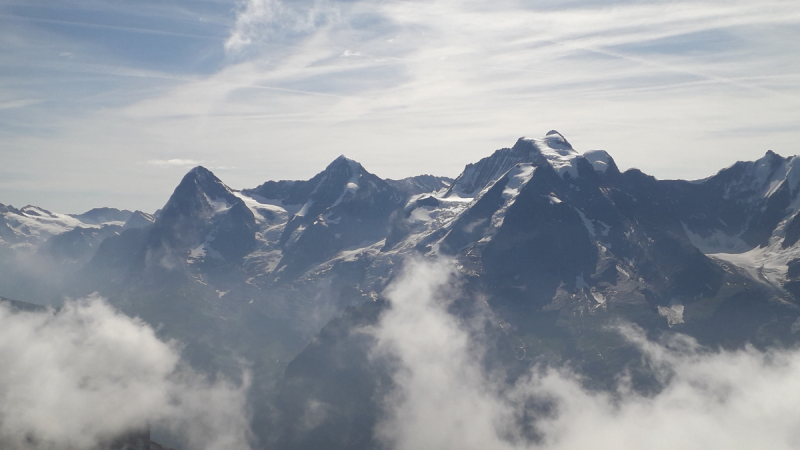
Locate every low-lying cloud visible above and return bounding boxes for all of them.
[0,296,252,450]
[374,258,800,450]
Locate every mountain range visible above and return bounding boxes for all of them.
[2,130,800,449]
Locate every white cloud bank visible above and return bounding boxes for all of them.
[0,296,252,450]
[375,258,800,450]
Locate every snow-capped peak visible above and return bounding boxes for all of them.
[544,130,574,150]
[583,150,612,173]
[0,203,121,248]
[518,133,580,179]
[446,131,601,199]
[19,205,57,218]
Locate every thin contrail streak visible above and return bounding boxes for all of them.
[554,40,797,99]
[12,60,350,99]
[0,13,224,41]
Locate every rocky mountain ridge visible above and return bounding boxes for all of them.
[2,131,800,449]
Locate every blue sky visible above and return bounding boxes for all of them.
[1,0,799,213]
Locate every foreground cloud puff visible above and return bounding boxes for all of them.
[375,258,800,450]
[0,296,252,450]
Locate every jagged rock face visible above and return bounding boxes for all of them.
[422,136,720,310]
[445,131,587,197]
[601,169,725,302]
[244,156,409,279]
[661,150,800,251]
[143,166,257,272]
[385,174,453,196]
[243,156,380,213]
[124,211,155,229]
[479,163,598,293]
[445,144,530,197]
[243,179,314,208]
[151,166,242,247]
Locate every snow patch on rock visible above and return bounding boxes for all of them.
[583,150,612,173]
[658,304,685,327]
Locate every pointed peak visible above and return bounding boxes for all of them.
[123,210,156,229]
[329,154,358,165]
[754,149,786,168]
[180,166,224,186]
[187,165,214,177]
[542,130,573,152]
[172,165,235,201]
[325,154,364,173]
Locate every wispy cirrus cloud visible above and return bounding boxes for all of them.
[0,99,42,110]
[225,0,341,54]
[1,0,800,212]
[118,0,800,184]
